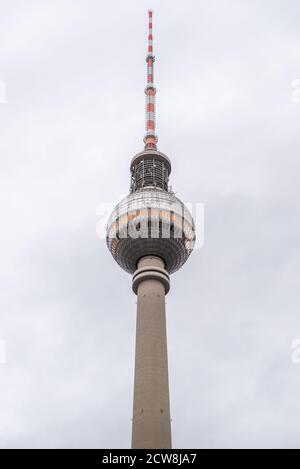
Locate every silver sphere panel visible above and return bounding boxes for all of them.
[106,190,195,274]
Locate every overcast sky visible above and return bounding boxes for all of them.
[0,0,300,449]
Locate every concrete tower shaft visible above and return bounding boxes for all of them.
[132,256,171,449]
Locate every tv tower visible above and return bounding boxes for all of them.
[106,10,195,449]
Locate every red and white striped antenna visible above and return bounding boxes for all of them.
[144,9,158,150]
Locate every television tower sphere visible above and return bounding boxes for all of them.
[106,149,195,275]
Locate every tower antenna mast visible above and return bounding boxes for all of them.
[144,9,158,150]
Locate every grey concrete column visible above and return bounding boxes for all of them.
[131,256,172,449]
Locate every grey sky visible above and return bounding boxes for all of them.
[0,0,300,448]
